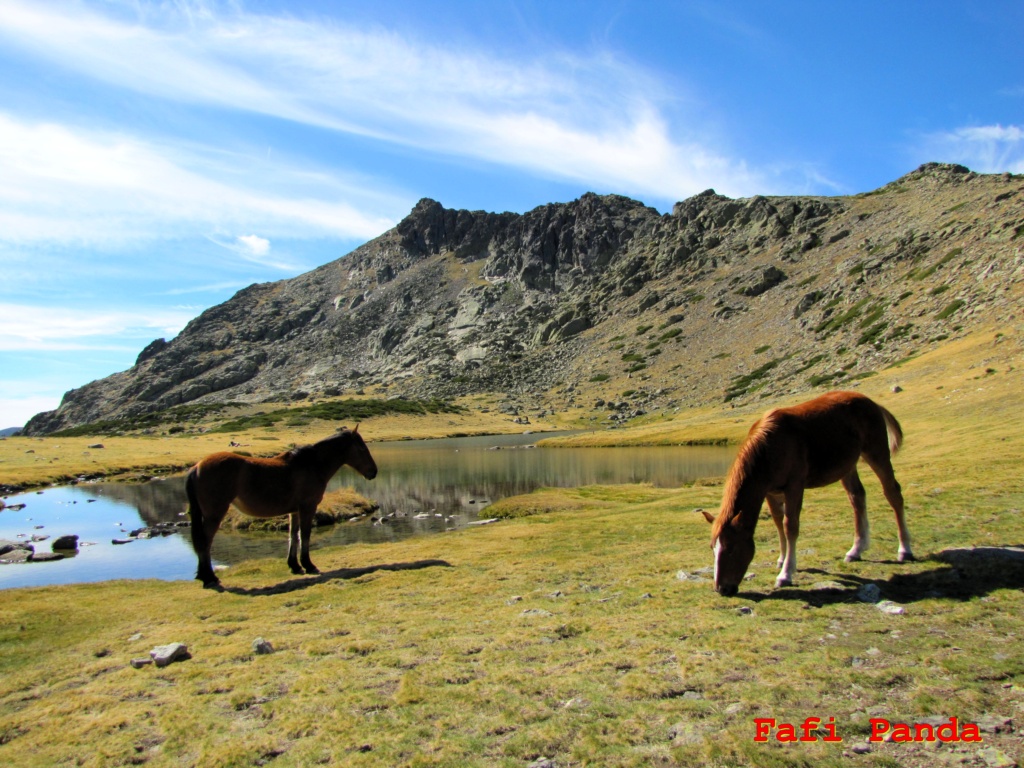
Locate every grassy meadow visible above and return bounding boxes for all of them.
[2,326,1024,767]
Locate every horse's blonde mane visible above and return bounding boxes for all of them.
[713,410,780,539]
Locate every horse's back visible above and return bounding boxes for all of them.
[766,391,895,487]
[193,452,290,508]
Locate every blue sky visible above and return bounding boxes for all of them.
[1,0,1022,428]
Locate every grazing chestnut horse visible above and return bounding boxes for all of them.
[702,391,913,596]
[186,426,378,588]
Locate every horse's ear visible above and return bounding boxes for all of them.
[352,423,360,435]
[700,509,717,524]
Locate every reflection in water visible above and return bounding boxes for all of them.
[0,432,734,589]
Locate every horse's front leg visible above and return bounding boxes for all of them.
[287,512,303,574]
[298,504,319,575]
[775,487,804,588]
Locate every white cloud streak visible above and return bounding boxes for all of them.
[0,113,397,247]
[0,0,766,201]
[923,124,1024,174]
[0,303,195,351]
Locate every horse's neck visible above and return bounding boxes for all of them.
[721,469,768,530]
[315,435,352,480]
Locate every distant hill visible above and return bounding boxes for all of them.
[24,163,1024,435]
[0,427,22,437]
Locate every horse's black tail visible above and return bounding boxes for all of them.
[186,467,207,556]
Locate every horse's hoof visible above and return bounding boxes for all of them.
[304,566,320,575]
[844,553,861,563]
[289,567,304,575]
[774,579,793,589]
[899,552,916,563]
[202,579,222,590]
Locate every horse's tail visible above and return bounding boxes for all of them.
[877,402,904,456]
[186,466,207,555]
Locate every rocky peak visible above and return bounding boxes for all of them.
[23,165,1024,436]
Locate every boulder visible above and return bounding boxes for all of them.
[150,643,190,667]
[52,535,80,550]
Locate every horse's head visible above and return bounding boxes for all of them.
[702,509,754,597]
[345,424,378,480]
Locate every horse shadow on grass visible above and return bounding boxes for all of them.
[220,559,452,597]
[736,545,1024,607]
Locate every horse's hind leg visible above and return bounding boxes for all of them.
[842,469,870,562]
[192,503,229,588]
[865,453,913,562]
[287,512,303,575]
[766,493,787,569]
[298,504,319,575]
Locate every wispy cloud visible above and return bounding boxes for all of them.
[0,303,195,351]
[0,0,768,201]
[922,124,1024,174]
[0,112,398,247]
[205,232,302,271]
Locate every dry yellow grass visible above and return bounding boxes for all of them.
[2,326,1023,767]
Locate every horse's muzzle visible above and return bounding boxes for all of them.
[716,583,739,597]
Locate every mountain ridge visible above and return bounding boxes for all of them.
[24,163,1024,435]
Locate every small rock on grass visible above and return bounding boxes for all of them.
[130,658,153,669]
[150,643,189,667]
[252,637,274,655]
[857,583,881,603]
[977,747,1016,768]
[876,600,906,615]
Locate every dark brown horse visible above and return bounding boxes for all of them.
[702,391,913,596]
[186,426,377,588]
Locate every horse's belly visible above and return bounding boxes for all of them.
[232,498,293,519]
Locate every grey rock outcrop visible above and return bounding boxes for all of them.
[23,164,1024,434]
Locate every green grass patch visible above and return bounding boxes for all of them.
[808,371,844,387]
[621,352,645,363]
[936,299,966,320]
[51,402,244,437]
[214,398,463,434]
[814,297,871,334]
[857,303,886,329]
[589,373,611,383]
[914,247,964,280]
[724,357,788,402]
[930,284,951,296]
[635,324,653,336]
[659,328,683,341]
[754,345,771,354]
[790,356,831,376]
[857,321,889,346]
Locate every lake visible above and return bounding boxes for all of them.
[0,432,735,590]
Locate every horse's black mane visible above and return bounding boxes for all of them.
[285,429,353,466]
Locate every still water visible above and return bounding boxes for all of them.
[0,432,734,590]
